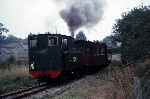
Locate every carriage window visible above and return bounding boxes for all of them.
[96,48,100,55]
[101,47,105,55]
[30,39,37,48]
[48,37,58,46]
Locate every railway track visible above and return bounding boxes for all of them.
[0,81,71,99]
[0,83,49,99]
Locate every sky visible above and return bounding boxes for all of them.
[0,0,149,41]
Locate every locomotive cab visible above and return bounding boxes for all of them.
[28,34,68,79]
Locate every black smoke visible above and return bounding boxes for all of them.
[60,0,106,37]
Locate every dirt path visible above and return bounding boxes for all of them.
[52,75,125,99]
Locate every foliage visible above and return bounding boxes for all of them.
[4,35,21,44]
[0,23,9,35]
[113,6,150,63]
[103,35,121,54]
[135,59,150,99]
[0,66,37,94]
[111,47,121,54]
[0,23,9,45]
[0,76,32,93]
[103,35,119,47]
[75,31,87,41]
[0,35,21,46]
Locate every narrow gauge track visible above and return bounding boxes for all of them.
[0,83,48,99]
[0,81,71,99]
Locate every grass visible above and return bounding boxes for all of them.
[0,64,37,94]
[0,65,29,78]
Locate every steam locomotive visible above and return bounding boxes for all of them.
[28,34,111,80]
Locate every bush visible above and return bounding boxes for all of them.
[135,60,150,99]
[113,6,150,63]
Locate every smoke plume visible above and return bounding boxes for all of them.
[60,0,106,37]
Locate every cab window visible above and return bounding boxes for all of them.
[62,39,67,45]
[30,39,37,48]
[48,37,58,46]
[61,38,68,48]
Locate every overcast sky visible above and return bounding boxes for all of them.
[0,0,149,41]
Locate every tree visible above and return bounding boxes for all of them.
[0,23,9,35]
[4,35,20,44]
[0,23,9,55]
[0,23,9,44]
[103,35,121,54]
[75,31,87,41]
[113,6,150,63]
[103,35,118,48]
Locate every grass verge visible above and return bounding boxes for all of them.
[0,65,37,94]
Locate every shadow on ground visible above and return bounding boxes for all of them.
[38,65,108,88]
